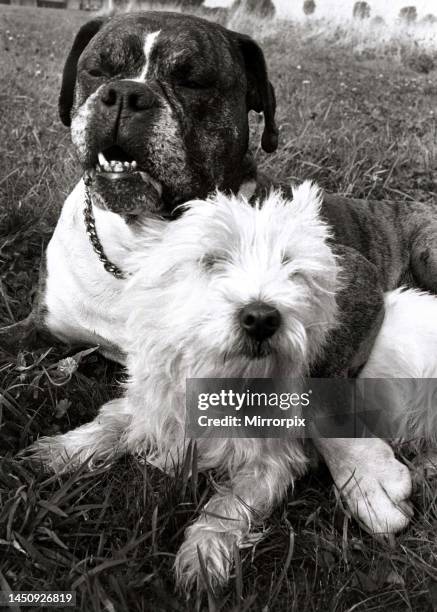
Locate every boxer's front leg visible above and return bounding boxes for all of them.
[314,437,413,534]
[312,246,413,533]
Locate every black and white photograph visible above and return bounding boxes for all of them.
[1,0,437,609]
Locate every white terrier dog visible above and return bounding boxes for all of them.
[25,182,437,589]
[26,182,339,588]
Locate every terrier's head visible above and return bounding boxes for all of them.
[128,181,340,379]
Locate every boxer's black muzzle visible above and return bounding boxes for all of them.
[82,79,167,218]
[93,80,162,180]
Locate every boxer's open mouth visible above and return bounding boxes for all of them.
[86,145,163,201]
[95,146,140,180]
[83,144,164,219]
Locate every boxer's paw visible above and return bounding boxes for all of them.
[336,449,413,534]
[175,522,238,591]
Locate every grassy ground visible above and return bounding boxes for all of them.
[1,5,437,611]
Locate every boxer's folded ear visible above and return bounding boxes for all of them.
[59,18,106,127]
[233,32,279,153]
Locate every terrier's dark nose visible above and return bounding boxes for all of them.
[239,301,281,341]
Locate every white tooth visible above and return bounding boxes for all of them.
[98,152,107,166]
[110,160,117,167]
[124,162,131,169]
[104,164,111,172]
[113,163,124,172]
[132,161,137,169]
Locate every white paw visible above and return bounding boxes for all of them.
[175,522,238,590]
[20,435,87,473]
[335,444,413,534]
[20,402,129,473]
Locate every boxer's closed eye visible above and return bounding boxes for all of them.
[180,78,211,90]
[172,63,215,90]
[176,75,215,90]
[86,67,108,79]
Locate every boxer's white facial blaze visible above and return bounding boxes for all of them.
[137,30,161,82]
[122,31,161,85]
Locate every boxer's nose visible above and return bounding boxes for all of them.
[99,81,159,114]
[239,301,281,341]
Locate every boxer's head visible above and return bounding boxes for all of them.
[59,12,278,219]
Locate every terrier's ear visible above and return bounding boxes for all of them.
[233,32,278,153]
[291,181,324,218]
[59,18,106,127]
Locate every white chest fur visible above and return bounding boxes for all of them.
[43,180,134,362]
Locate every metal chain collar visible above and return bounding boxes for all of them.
[83,181,129,280]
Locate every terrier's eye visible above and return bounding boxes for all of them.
[201,253,227,271]
[289,270,306,283]
[282,256,304,281]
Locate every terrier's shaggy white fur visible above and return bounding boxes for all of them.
[24,182,437,589]
[26,182,340,588]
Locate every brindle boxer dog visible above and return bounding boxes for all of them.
[3,12,437,547]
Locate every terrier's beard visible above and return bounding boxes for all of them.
[184,347,308,380]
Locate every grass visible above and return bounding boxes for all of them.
[1,4,437,610]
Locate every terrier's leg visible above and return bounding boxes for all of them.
[174,441,308,591]
[22,398,132,473]
[314,437,412,534]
